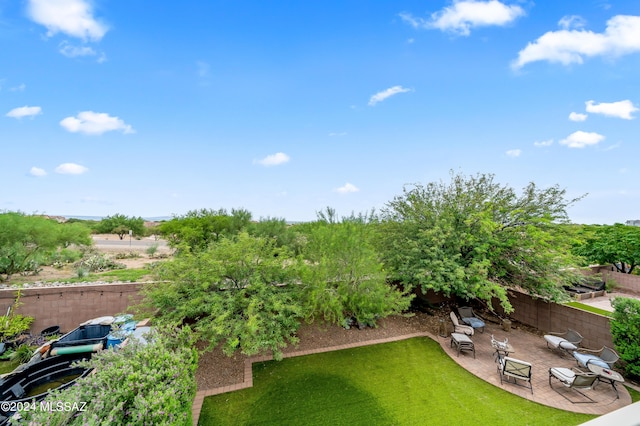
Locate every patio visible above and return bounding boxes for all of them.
[436,320,632,415]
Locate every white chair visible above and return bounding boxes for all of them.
[544,329,583,355]
[449,312,474,336]
[497,356,533,394]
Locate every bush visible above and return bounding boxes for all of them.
[611,297,640,379]
[18,326,199,425]
[74,253,126,273]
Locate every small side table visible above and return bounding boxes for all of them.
[587,363,625,399]
[491,341,515,362]
[451,333,475,358]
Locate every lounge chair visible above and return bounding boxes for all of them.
[497,356,533,393]
[573,346,619,369]
[544,329,583,355]
[549,367,599,403]
[457,306,485,333]
[449,312,474,336]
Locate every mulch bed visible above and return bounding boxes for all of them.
[195,311,441,391]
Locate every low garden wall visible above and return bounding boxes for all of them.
[502,290,613,350]
[0,283,145,334]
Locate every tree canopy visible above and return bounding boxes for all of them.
[0,212,91,281]
[574,224,640,274]
[95,213,145,240]
[142,216,410,359]
[378,172,583,313]
[158,208,252,250]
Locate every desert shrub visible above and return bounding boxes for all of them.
[74,253,126,273]
[47,248,83,266]
[145,243,159,258]
[18,326,198,426]
[113,251,140,260]
[611,297,640,379]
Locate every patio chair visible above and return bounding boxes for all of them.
[457,306,485,333]
[449,312,474,336]
[497,356,533,394]
[549,367,599,403]
[573,346,620,369]
[543,329,583,355]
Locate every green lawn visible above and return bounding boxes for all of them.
[565,301,613,317]
[199,338,595,426]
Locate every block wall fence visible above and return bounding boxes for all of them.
[2,270,635,350]
[0,283,145,334]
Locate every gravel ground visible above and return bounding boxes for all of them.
[195,311,442,391]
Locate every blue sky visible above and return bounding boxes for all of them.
[2,0,640,223]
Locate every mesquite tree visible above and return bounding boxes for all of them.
[378,171,583,313]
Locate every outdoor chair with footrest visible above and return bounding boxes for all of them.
[549,367,598,403]
[544,329,583,356]
[449,312,474,336]
[497,356,533,394]
[457,306,485,333]
[573,346,619,369]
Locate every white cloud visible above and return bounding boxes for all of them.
[533,139,553,147]
[59,41,96,58]
[506,149,521,157]
[401,1,525,36]
[27,0,108,41]
[512,15,640,69]
[368,86,412,106]
[29,167,47,177]
[55,163,89,175]
[569,112,588,122]
[60,111,135,135]
[585,99,638,119]
[558,15,587,30]
[335,183,360,194]
[6,106,42,119]
[9,84,26,92]
[255,152,290,167]
[559,131,605,148]
[328,132,347,137]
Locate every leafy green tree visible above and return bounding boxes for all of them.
[249,216,299,249]
[611,297,640,379]
[300,219,412,327]
[141,233,304,360]
[0,212,91,281]
[158,208,252,251]
[378,172,583,313]
[96,213,145,240]
[574,224,640,273]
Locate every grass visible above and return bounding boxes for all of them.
[626,385,640,403]
[565,302,613,317]
[0,359,21,375]
[199,338,595,426]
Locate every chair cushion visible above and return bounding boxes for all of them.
[549,367,575,384]
[462,317,485,328]
[573,352,609,368]
[559,341,578,351]
[544,335,563,348]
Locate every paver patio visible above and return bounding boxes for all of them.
[437,320,632,415]
[192,319,633,424]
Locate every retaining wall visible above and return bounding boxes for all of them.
[0,283,145,334]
